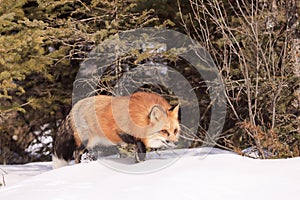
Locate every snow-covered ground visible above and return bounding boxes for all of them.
[0,148,299,200]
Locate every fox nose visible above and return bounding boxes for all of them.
[166,140,178,144]
[165,140,178,148]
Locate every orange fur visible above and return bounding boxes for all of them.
[73,92,180,149]
[53,92,180,168]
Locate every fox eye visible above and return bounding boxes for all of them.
[161,130,170,136]
[174,128,178,135]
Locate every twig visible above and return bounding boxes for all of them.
[0,168,7,187]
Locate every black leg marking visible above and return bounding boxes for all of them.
[74,145,87,163]
[118,133,137,144]
[118,133,147,162]
[135,140,146,163]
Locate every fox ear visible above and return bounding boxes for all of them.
[149,105,166,123]
[169,104,179,119]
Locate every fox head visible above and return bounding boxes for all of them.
[143,104,180,149]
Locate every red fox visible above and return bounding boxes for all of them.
[52,92,180,168]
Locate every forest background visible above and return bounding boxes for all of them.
[0,0,299,164]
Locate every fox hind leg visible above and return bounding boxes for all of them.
[74,145,87,164]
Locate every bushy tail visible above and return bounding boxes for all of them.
[52,115,77,169]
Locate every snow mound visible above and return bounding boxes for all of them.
[0,148,299,200]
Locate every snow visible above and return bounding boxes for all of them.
[25,124,53,158]
[0,148,300,200]
[0,162,52,186]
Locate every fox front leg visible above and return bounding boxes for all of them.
[135,140,146,163]
[118,133,146,162]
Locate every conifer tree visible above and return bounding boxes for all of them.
[0,0,163,164]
